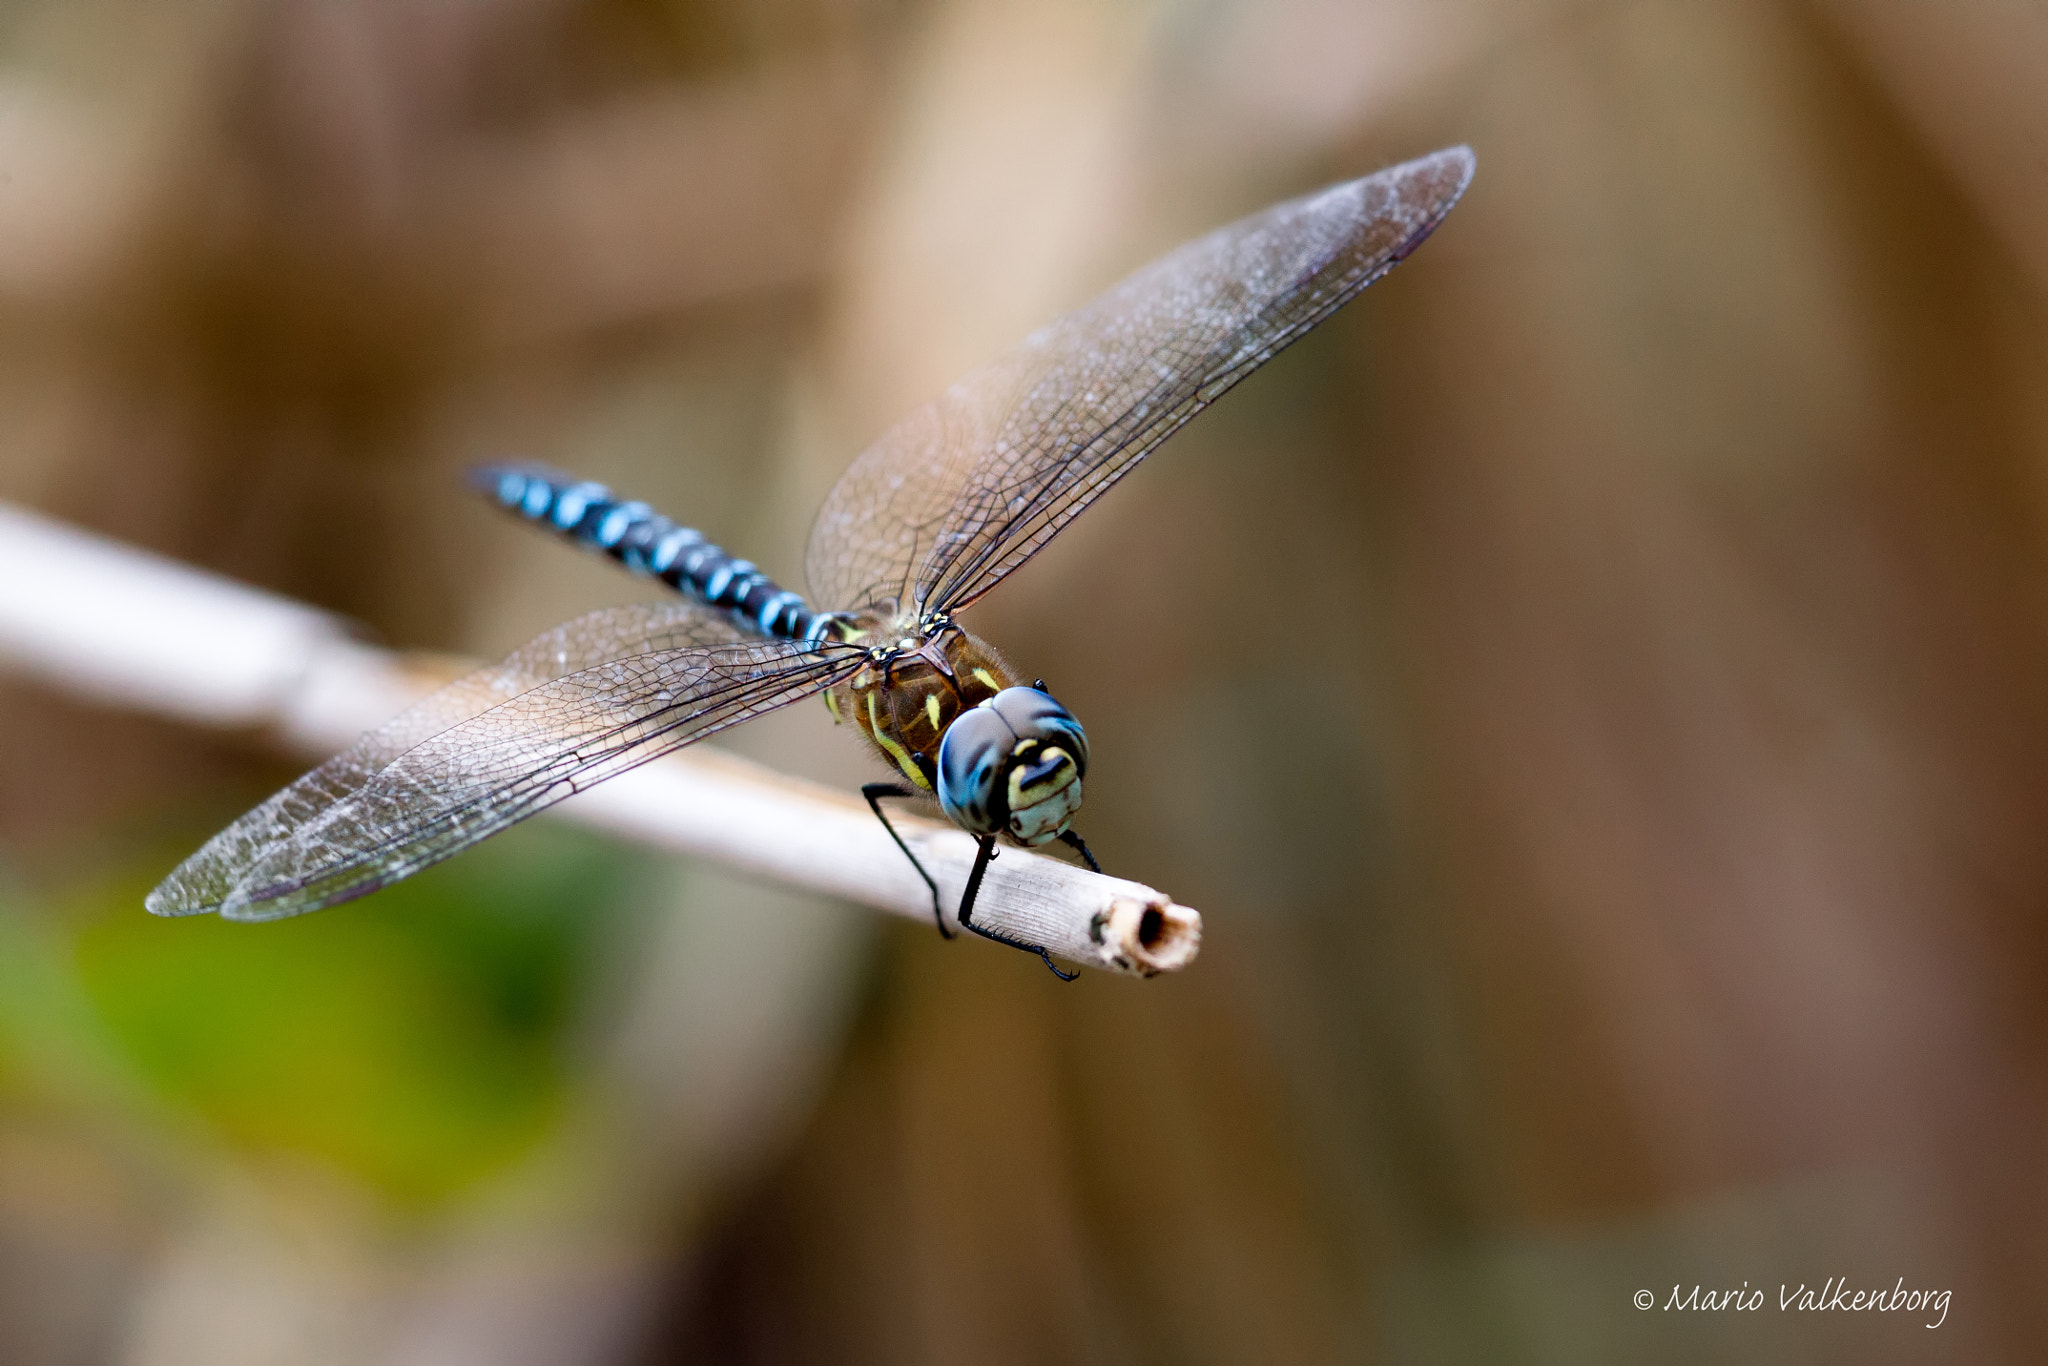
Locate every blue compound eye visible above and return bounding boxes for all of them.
[937,687,1088,845]
[936,703,1014,835]
[988,686,1088,778]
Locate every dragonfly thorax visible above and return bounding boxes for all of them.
[826,614,1011,790]
[823,616,1086,846]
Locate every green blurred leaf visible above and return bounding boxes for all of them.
[68,820,645,1206]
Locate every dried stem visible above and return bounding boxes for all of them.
[0,503,1200,976]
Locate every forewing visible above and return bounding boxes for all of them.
[804,146,1473,614]
[147,601,758,917]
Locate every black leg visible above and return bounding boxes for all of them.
[1057,829,1102,874]
[863,782,949,938]
[957,835,1078,981]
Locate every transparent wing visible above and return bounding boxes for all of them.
[204,636,857,921]
[147,601,846,918]
[805,146,1473,615]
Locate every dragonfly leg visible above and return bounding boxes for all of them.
[863,782,949,938]
[957,835,1078,981]
[1056,829,1102,874]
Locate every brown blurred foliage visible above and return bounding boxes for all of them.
[3,0,2047,1362]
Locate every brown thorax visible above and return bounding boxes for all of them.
[822,610,1016,791]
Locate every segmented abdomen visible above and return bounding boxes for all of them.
[475,465,830,641]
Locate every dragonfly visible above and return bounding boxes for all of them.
[148,145,1474,976]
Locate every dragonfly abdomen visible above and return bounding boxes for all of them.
[475,465,827,641]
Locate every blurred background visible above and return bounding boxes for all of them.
[0,0,2042,1360]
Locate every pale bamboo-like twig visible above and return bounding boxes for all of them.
[0,502,1201,976]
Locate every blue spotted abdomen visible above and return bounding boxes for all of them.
[475,465,828,641]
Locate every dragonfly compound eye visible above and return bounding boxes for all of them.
[937,686,1089,844]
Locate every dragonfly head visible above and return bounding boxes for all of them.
[936,686,1089,846]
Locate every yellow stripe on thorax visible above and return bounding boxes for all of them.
[867,690,930,788]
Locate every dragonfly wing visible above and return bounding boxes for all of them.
[804,146,1472,615]
[148,601,769,917]
[206,634,858,921]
